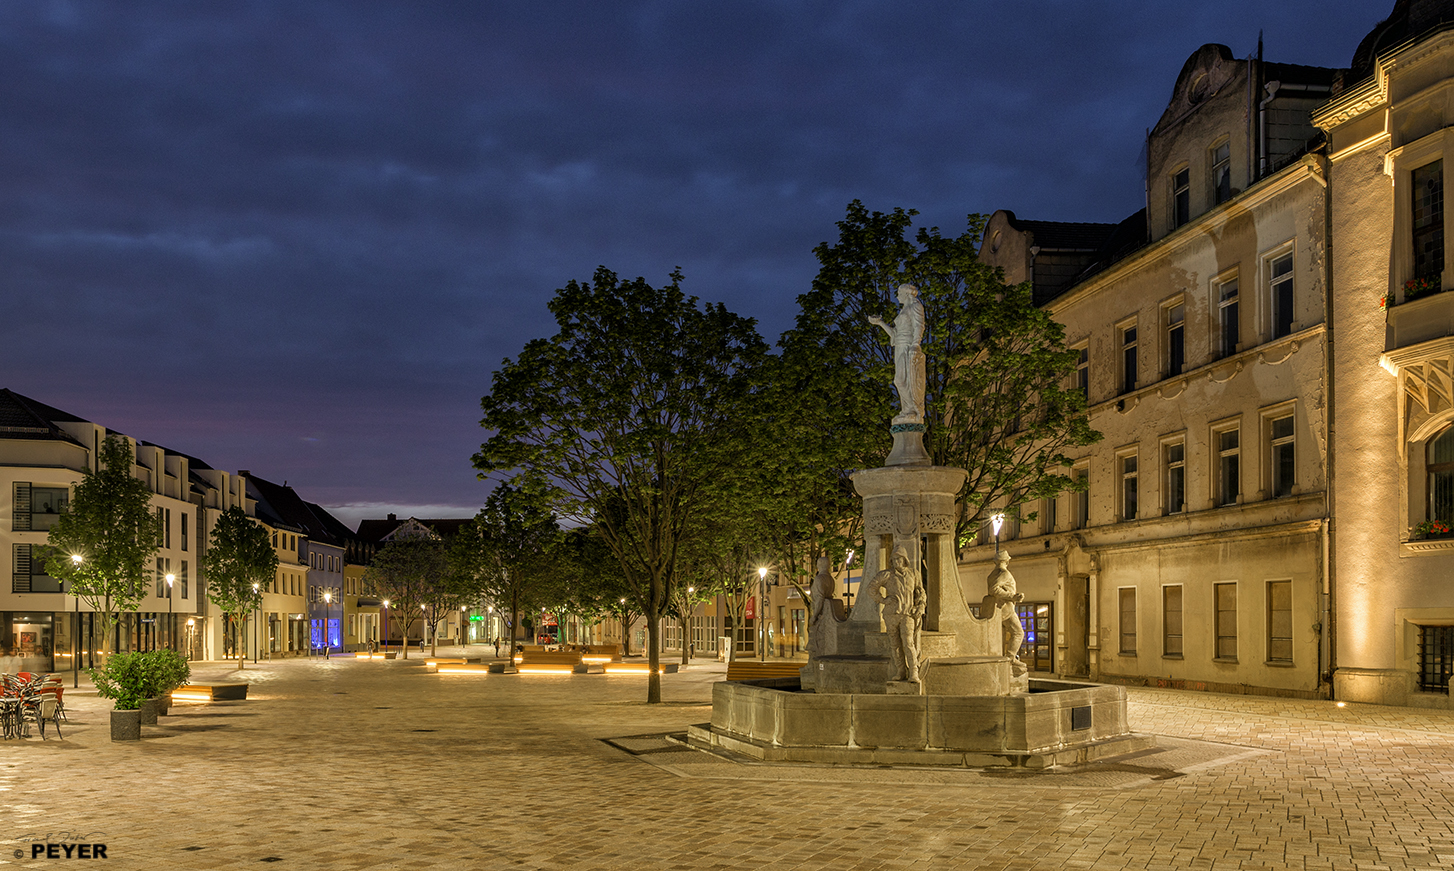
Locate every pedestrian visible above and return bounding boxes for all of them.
[492,637,500,658]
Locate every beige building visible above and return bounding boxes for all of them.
[967,2,1454,707]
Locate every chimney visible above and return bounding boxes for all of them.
[387,513,396,521]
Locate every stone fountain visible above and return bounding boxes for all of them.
[690,284,1141,767]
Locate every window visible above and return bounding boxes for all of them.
[1172,167,1190,228]
[1165,302,1185,377]
[1118,588,1137,654]
[1417,625,1454,693]
[1218,277,1240,357]
[1163,585,1183,657]
[156,558,167,597]
[1270,415,1295,498]
[11,544,62,593]
[1428,428,1454,525]
[1267,580,1292,663]
[1044,494,1057,534]
[1216,426,1241,506]
[1074,345,1089,401]
[180,560,189,599]
[165,508,171,549]
[1413,159,1444,282]
[1121,324,1138,394]
[181,512,189,552]
[1120,452,1139,521]
[11,483,70,532]
[1072,466,1089,529]
[1163,441,1186,515]
[1269,252,1295,339]
[1211,141,1231,205]
[1215,582,1237,660]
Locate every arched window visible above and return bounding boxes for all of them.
[1428,428,1454,524]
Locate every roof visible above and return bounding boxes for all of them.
[1001,215,1119,251]
[1350,0,1454,83]
[356,516,472,544]
[243,473,324,539]
[0,388,87,445]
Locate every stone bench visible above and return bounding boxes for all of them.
[171,682,248,701]
[517,651,588,674]
[725,661,804,682]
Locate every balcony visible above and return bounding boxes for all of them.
[1387,284,1454,350]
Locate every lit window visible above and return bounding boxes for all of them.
[1211,141,1231,205]
[1216,427,1240,506]
[1072,466,1089,530]
[1269,253,1294,339]
[1428,428,1454,525]
[1218,277,1240,357]
[1270,415,1295,498]
[1074,345,1089,402]
[1163,585,1183,657]
[1119,588,1137,654]
[1121,324,1138,394]
[1172,168,1190,228]
[1164,442,1185,515]
[1267,580,1292,663]
[1413,159,1444,283]
[1215,582,1237,660]
[1120,452,1139,521]
[1165,302,1185,377]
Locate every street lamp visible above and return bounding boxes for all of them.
[165,573,175,650]
[70,554,83,688]
[844,549,856,607]
[991,512,1006,554]
[382,599,390,656]
[758,566,769,662]
[186,617,195,661]
[252,582,260,663]
[323,589,333,657]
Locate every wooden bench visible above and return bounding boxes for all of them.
[725,661,804,682]
[424,658,467,670]
[578,644,623,664]
[171,682,249,701]
[354,651,397,660]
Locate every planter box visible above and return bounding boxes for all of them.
[139,698,158,725]
[110,710,141,742]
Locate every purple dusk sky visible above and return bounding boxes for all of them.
[1,1,1381,527]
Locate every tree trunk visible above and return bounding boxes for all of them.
[680,612,690,665]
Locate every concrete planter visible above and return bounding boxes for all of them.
[110,710,141,742]
[155,695,171,717]
[138,698,158,725]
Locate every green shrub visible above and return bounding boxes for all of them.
[88,652,147,711]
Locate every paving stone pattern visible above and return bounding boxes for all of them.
[2,652,1453,870]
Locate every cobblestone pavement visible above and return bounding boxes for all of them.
[3,652,1453,870]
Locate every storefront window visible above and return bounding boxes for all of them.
[1,612,55,673]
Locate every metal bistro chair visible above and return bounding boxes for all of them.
[38,677,66,722]
[23,693,62,740]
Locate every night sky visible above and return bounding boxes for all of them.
[1,1,1382,527]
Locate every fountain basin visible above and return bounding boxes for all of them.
[689,677,1148,768]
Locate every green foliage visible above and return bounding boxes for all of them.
[475,266,766,701]
[45,434,164,649]
[88,649,191,710]
[363,525,448,658]
[147,648,192,694]
[450,485,565,645]
[202,506,277,623]
[793,201,1101,547]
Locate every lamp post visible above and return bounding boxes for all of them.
[323,589,333,657]
[844,549,856,607]
[165,572,175,650]
[70,554,83,688]
[991,512,1006,554]
[757,567,768,662]
[251,582,260,664]
[382,599,390,656]
[186,617,195,662]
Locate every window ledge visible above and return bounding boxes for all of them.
[1213,657,1239,664]
[1400,538,1454,557]
[1265,660,1296,668]
[1119,651,1138,657]
[1162,654,1184,661]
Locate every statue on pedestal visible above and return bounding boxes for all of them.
[870,544,926,683]
[867,284,926,424]
[808,555,846,658]
[982,550,1026,661]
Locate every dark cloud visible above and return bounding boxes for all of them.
[0,0,1380,517]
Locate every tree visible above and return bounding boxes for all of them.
[199,506,278,669]
[45,434,164,655]
[450,484,563,652]
[363,526,447,660]
[475,266,766,702]
[792,201,1101,546]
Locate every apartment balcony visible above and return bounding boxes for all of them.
[1387,284,1454,351]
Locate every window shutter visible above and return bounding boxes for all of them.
[13,482,30,531]
[12,543,31,593]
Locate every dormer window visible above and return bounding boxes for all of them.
[1211,141,1231,205]
[1172,168,1190,228]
